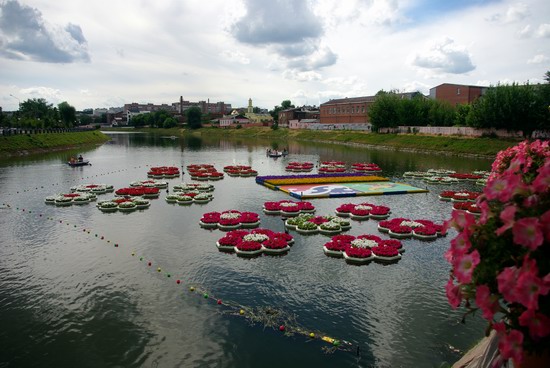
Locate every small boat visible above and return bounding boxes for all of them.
[267,149,288,158]
[68,159,90,167]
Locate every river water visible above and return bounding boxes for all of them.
[0,132,493,368]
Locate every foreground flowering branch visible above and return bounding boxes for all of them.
[444,140,550,367]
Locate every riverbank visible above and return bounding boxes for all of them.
[0,130,110,157]
[103,126,519,158]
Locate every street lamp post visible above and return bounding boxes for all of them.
[9,94,20,108]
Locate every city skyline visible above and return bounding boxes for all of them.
[1,0,549,111]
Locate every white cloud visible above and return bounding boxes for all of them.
[488,2,530,23]
[536,23,550,37]
[527,54,549,64]
[518,24,532,38]
[220,50,250,65]
[410,38,475,75]
[282,70,322,82]
[19,86,62,102]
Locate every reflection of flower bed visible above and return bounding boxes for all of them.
[256,173,388,186]
[285,162,314,172]
[335,202,391,220]
[263,200,316,216]
[187,164,224,181]
[199,210,260,230]
[216,228,293,256]
[147,166,180,178]
[378,218,445,240]
[323,234,403,264]
[115,186,160,198]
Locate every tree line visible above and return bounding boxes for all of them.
[369,72,550,138]
[1,98,79,128]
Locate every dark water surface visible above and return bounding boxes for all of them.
[0,132,493,368]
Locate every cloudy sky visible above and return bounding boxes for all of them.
[0,0,549,111]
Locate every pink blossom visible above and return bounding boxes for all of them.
[512,217,544,250]
[452,250,480,284]
[449,230,472,258]
[531,160,550,193]
[497,266,520,303]
[495,205,516,236]
[493,322,524,365]
[476,196,492,224]
[445,277,462,309]
[484,172,520,202]
[519,309,550,340]
[445,210,477,232]
[475,285,500,320]
[514,259,549,310]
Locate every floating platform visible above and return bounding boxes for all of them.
[256,173,428,199]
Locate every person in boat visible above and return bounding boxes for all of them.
[78,155,83,162]
[282,148,288,155]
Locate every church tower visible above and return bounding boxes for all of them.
[248,98,253,114]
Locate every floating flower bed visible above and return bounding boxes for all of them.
[172,182,214,192]
[351,162,382,172]
[403,171,430,178]
[96,197,150,213]
[438,190,481,202]
[70,183,114,194]
[378,218,444,240]
[187,164,224,181]
[215,228,293,256]
[165,191,213,204]
[115,186,160,198]
[147,166,180,178]
[427,169,456,176]
[130,179,168,188]
[285,214,351,235]
[335,203,391,220]
[262,200,316,216]
[448,173,484,181]
[223,165,258,177]
[452,202,481,216]
[424,176,459,185]
[322,234,403,264]
[199,210,261,230]
[46,192,97,206]
[285,162,314,172]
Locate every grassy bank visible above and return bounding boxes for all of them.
[0,130,110,157]
[182,127,519,157]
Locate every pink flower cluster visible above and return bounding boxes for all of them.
[199,210,260,229]
[439,190,481,202]
[223,165,257,177]
[115,186,160,197]
[263,200,315,214]
[445,140,550,365]
[217,228,294,253]
[378,218,444,239]
[285,162,314,172]
[187,164,224,180]
[335,203,391,219]
[323,234,402,262]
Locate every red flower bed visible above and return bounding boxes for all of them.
[272,232,293,243]
[345,246,373,258]
[115,186,160,196]
[413,226,437,236]
[299,202,315,211]
[357,234,382,242]
[370,206,390,216]
[262,238,288,249]
[250,228,275,237]
[201,212,221,223]
[350,208,370,216]
[308,216,330,225]
[372,246,399,257]
[388,225,413,234]
[452,202,472,211]
[324,241,348,251]
[235,240,262,251]
[218,235,240,246]
[331,234,356,244]
[219,218,240,226]
[336,204,355,214]
[448,173,483,180]
[263,202,281,211]
[239,212,260,223]
[381,239,402,250]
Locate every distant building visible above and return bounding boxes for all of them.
[429,83,488,106]
[245,98,273,125]
[279,106,319,128]
[173,96,231,115]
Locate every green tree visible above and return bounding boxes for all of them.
[544,70,550,83]
[368,93,401,129]
[78,114,93,126]
[186,107,202,129]
[58,101,76,127]
[269,100,294,123]
[163,117,177,128]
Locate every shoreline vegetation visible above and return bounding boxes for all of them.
[1,126,520,159]
[0,130,110,157]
